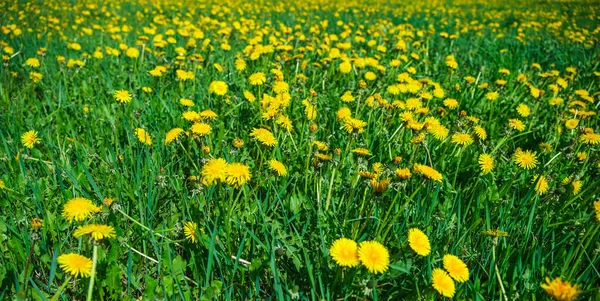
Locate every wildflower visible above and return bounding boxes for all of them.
[509,119,526,131]
[29,72,43,83]
[330,238,359,267]
[339,61,352,74]
[165,128,184,145]
[342,118,367,134]
[25,58,40,67]
[336,107,352,120]
[273,81,289,94]
[474,126,487,140]
[57,254,93,278]
[443,98,459,109]
[190,123,212,136]
[533,174,549,195]
[396,168,412,179]
[513,150,538,170]
[579,132,600,145]
[428,124,449,140]
[572,180,582,195]
[21,130,41,148]
[208,81,228,96]
[594,200,600,221]
[31,218,43,230]
[565,119,578,129]
[73,224,116,240]
[233,138,244,148]
[358,241,389,274]
[182,111,201,122]
[478,154,494,174]
[201,158,228,185]
[352,148,371,156]
[340,91,354,102]
[451,133,473,146]
[268,159,287,176]
[113,90,132,104]
[413,163,443,182]
[370,178,389,192]
[179,98,195,107]
[276,115,293,132]
[249,72,266,85]
[176,70,195,81]
[483,229,509,237]
[62,197,101,222]
[540,277,580,301]
[134,128,152,145]
[224,163,252,188]
[516,104,531,117]
[485,91,499,101]
[183,221,199,243]
[250,128,277,147]
[125,47,139,58]
[431,268,455,298]
[408,228,430,256]
[443,255,469,282]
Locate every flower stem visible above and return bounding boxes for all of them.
[49,276,71,301]
[86,244,98,301]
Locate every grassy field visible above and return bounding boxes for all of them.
[1,0,600,300]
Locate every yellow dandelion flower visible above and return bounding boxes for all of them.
[428,124,449,141]
[443,98,459,109]
[370,178,389,192]
[474,126,487,140]
[31,218,43,230]
[413,163,443,182]
[62,197,101,222]
[579,132,600,145]
[485,91,499,101]
[339,61,352,74]
[565,119,579,129]
[336,107,352,121]
[594,200,600,221]
[572,180,582,195]
[21,130,41,148]
[224,163,252,188]
[250,128,277,147]
[443,254,469,282]
[516,104,531,117]
[451,133,473,146]
[201,158,228,185]
[395,168,412,179]
[165,128,184,145]
[478,154,494,174]
[408,228,430,256]
[509,119,526,131]
[330,238,360,267]
[358,241,389,274]
[73,224,116,240]
[208,81,228,96]
[179,98,195,107]
[57,253,93,278]
[541,277,580,301]
[182,111,201,122]
[268,159,287,176]
[113,90,132,104]
[432,268,455,298]
[513,150,538,170]
[533,174,549,195]
[183,221,199,243]
[272,81,289,94]
[190,123,212,136]
[134,128,153,145]
[249,72,267,85]
[352,148,371,156]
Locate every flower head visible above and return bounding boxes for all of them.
[443,254,469,282]
[224,163,251,188]
[408,228,430,256]
[250,128,277,147]
[541,277,580,301]
[62,197,101,222]
[190,123,212,136]
[451,133,473,146]
[114,90,132,104]
[268,159,287,176]
[183,221,199,243]
[580,132,600,145]
[478,154,494,174]
[358,241,389,274]
[134,128,153,145]
[201,158,228,185]
[330,238,359,267]
[513,149,538,170]
[249,72,267,85]
[208,81,228,96]
[22,130,41,148]
[432,268,455,297]
[413,163,443,182]
[73,224,116,240]
[165,128,184,145]
[58,253,93,278]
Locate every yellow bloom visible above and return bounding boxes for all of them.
[339,61,352,74]
[190,123,212,136]
[533,174,549,195]
[113,90,132,104]
[451,133,473,146]
[478,154,494,174]
[516,104,531,117]
[201,158,228,185]
[183,221,199,243]
[443,254,469,282]
[572,180,582,195]
[594,200,600,221]
[31,218,43,230]
[58,253,93,278]
[330,238,359,267]
[395,168,412,179]
[370,178,389,192]
[26,57,40,67]
[509,119,526,131]
[249,72,267,85]
[250,128,277,147]
[565,119,579,129]
[443,98,459,109]
[224,163,251,188]
[358,241,389,274]
[513,150,538,170]
[73,224,116,240]
[474,126,487,140]
[431,268,455,298]
[208,81,228,96]
[352,148,371,156]
[21,130,41,148]
[134,128,153,145]
[579,132,600,145]
[268,159,287,176]
[541,277,580,301]
[62,197,101,222]
[408,228,430,256]
[165,128,184,145]
[179,98,195,107]
[413,163,443,182]
[342,117,367,134]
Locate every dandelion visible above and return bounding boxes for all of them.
[358,241,389,274]
[532,174,549,195]
[165,128,184,145]
[478,154,494,174]
[190,123,212,136]
[572,180,582,195]
[443,98,459,109]
[250,128,277,147]
[224,163,251,188]
[509,119,526,131]
[408,228,430,256]
[134,128,153,145]
[29,72,43,83]
[483,229,509,237]
[579,132,600,145]
[451,133,473,146]
[395,168,412,179]
[233,138,244,148]
[125,47,139,58]
[183,221,199,243]
[21,130,41,148]
[516,104,531,117]
[342,118,367,134]
[339,61,352,74]
[513,150,538,170]
[352,148,371,156]
[431,268,455,298]
[370,178,389,192]
[208,81,228,96]
[179,98,195,107]
[594,200,600,221]
[428,124,449,140]
[0,179,5,190]
[249,72,267,85]
[565,119,578,129]
[25,57,40,67]
[201,158,228,185]
[73,224,116,240]
[273,81,289,94]
[485,91,499,101]
[176,70,195,81]
[58,253,93,278]
[114,90,132,104]
[540,277,580,301]
[62,197,101,222]
[340,91,354,102]
[413,163,443,182]
[336,107,352,120]
[330,238,359,267]
[268,159,287,176]
[443,255,469,282]
[31,218,43,230]
[182,111,201,122]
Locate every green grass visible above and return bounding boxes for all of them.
[1,0,599,300]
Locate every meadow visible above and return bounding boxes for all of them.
[1,0,600,300]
